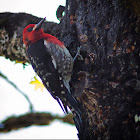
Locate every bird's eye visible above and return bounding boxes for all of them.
[27,27,33,32]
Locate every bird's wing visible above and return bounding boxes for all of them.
[27,39,69,113]
[44,40,73,83]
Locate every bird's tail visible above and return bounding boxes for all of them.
[56,89,83,132]
[66,90,83,132]
[56,96,68,114]
[63,81,82,116]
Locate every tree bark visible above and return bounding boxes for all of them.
[0,0,140,139]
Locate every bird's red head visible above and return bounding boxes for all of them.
[23,17,64,48]
[23,17,46,47]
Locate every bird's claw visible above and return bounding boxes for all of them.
[73,46,83,62]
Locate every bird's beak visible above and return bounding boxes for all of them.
[33,17,46,30]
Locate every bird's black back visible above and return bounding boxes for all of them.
[27,39,68,108]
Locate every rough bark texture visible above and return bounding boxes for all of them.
[0,0,140,139]
[60,1,140,139]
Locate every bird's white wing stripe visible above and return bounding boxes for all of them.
[51,56,57,69]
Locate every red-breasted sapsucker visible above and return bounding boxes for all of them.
[23,18,82,127]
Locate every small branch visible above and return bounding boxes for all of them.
[56,5,65,21]
[0,71,33,112]
[0,112,74,133]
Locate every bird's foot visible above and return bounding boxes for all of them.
[73,46,83,62]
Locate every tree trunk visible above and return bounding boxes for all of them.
[59,0,140,139]
[0,0,140,139]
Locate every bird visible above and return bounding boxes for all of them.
[23,17,82,124]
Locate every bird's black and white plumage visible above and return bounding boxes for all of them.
[27,39,73,113]
[23,18,82,132]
